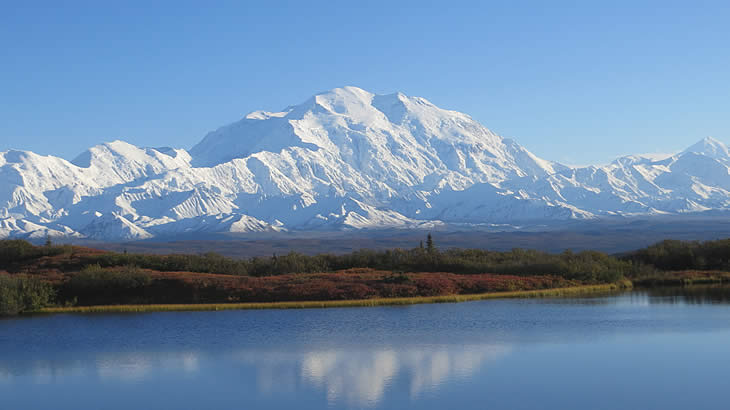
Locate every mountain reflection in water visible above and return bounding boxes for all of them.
[1,345,508,407]
[244,345,508,406]
[2,288,730,410]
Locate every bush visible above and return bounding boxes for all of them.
[0,239,68,268]
[67,264,151,292]
[0,275,55,315]
[61,264,153,306]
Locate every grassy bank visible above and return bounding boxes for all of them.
[632,271,730,287]
[37,282,629,314]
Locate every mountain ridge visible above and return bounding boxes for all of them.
[1,86,729,240]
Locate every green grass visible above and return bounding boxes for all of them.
[37,282,630,314]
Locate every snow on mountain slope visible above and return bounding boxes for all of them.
[1,86,730,240]
[80,212,153,241]
[190,87,563,185]
[522,141,730,216]
[681,136,730,162]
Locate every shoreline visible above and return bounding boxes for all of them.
[36,282,630,315]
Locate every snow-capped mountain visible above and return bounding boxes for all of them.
[1,86,729,240]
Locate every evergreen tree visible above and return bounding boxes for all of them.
[426,233,434,253]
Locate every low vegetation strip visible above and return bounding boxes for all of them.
[0,237,638,283]
[54,267,580,307]
[38,282,630,314]
[631,270,730,287]
[4,236,730,316]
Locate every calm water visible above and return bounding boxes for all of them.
[2,287,730,410]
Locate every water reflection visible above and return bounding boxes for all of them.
[644,284,730,304]
[302,349,398,406]
[239,345,508,407]
[0,344,508,407]
[0,351,201,383]
[519,285,730,306]
[402,346,507,397]
[2,287,730,410]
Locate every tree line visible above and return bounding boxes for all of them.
[11,236,730,285]
[622,239,730,272]
[0,236,643,283]
[82,246,633,282]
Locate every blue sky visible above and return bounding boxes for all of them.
[1,0,728,165]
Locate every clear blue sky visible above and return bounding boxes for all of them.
[1,0,729,165]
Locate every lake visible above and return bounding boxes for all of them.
[2,287,730,410]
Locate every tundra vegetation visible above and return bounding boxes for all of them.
[0,275,55,315]
[1,237,729,315]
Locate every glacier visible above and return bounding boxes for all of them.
[2,86,729,241]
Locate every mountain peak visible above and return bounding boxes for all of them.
[682,136,730,160]
[6,88,730,241]
[189,86,497,168]
[312,86,376,116]
[318,85,373,97]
